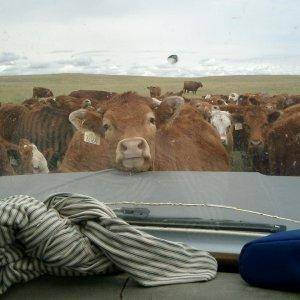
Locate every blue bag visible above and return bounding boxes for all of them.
[239,229,300,290]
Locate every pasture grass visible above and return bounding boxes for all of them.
[0,73,299,103]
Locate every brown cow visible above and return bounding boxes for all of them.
[189,99,219,121]
[147,86,161,98]
[22,96,54,109]
[18,139,49,174]
[159,90,184,99]
[231,106,281,173]
[0,104,29,142]
[237,93,263,106]
[280,103,300,118]
[69,90,117,101]
[60,92,229,172]
[205,94,229,103]
[207,96,228,106]
[59,109,110,172]
[0,137,48,175]
[278,95,300,109]
[0,101,75,171]
[0,143,15,176]
[183,81,203,94]
[266,109,300,176]
[22,98,40,109]
[33,87,53,98]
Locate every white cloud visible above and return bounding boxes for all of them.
[0,52,22,64]
[0,0,299,76]
[56,56,93,67]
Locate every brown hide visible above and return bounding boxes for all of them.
[61,92,229,172]
[183,81,203,94]
[231,106,281,173]
[0,104,29,142]
[0,143,15,176]
[281,104,300,118]
[232,106,273,148]
[238,93,263,106]
[33,87,53,98]
[59,132,110,172]
[147,86,161,98]
[267,111,300,175]
[160,90,184,99]
[0,102,74,171]
[0,138,40,175]
[69,90,117,101]
[189,100,217,121]
[155,105,229,171]
[207,96,228,106]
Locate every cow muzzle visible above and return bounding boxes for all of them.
[250,140,263,147]
[220,135,228,145]
[249,139,265,155]
[116,137,152,172]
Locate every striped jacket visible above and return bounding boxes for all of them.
[0,193,217,294]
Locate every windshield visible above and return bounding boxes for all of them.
[0,1,299,237]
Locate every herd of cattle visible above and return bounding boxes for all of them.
[0,81,299,176]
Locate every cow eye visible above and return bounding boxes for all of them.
[149,117,156,125]
[103,124,110,131]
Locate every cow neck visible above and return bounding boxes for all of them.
[151,136,157,171]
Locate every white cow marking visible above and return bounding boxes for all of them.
[210,110,232,144]
[228,92,239,103]
[31,144,49,173]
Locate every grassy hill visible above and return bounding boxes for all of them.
[0,73,299,103]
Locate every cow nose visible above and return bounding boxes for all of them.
[118,138,148,159]
[221,137,227,144]
[250,140,262,146]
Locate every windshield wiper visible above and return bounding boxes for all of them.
[114,207,286,233]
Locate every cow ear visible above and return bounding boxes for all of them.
[155,96,185,127]
[18,139,33,157]
[69,109,104,136]
[268,110,281,123]
[69,109,86,130]
[231,113,244,123]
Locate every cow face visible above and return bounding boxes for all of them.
[147,86,161,98]
[263,103,276,112]
[210,110,232,145]
[18,139,49,174]
[232,107,281,152]
[228,93,239,103]
[69,93,183,172]
[102,101,156,172]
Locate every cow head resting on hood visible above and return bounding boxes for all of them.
[69,92,184,172]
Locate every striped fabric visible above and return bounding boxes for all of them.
[0,193,217,294]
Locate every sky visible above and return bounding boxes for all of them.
[0,0,300,76]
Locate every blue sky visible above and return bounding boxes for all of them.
[0,0,299,76]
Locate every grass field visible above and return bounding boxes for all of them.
[0,74,299,103]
